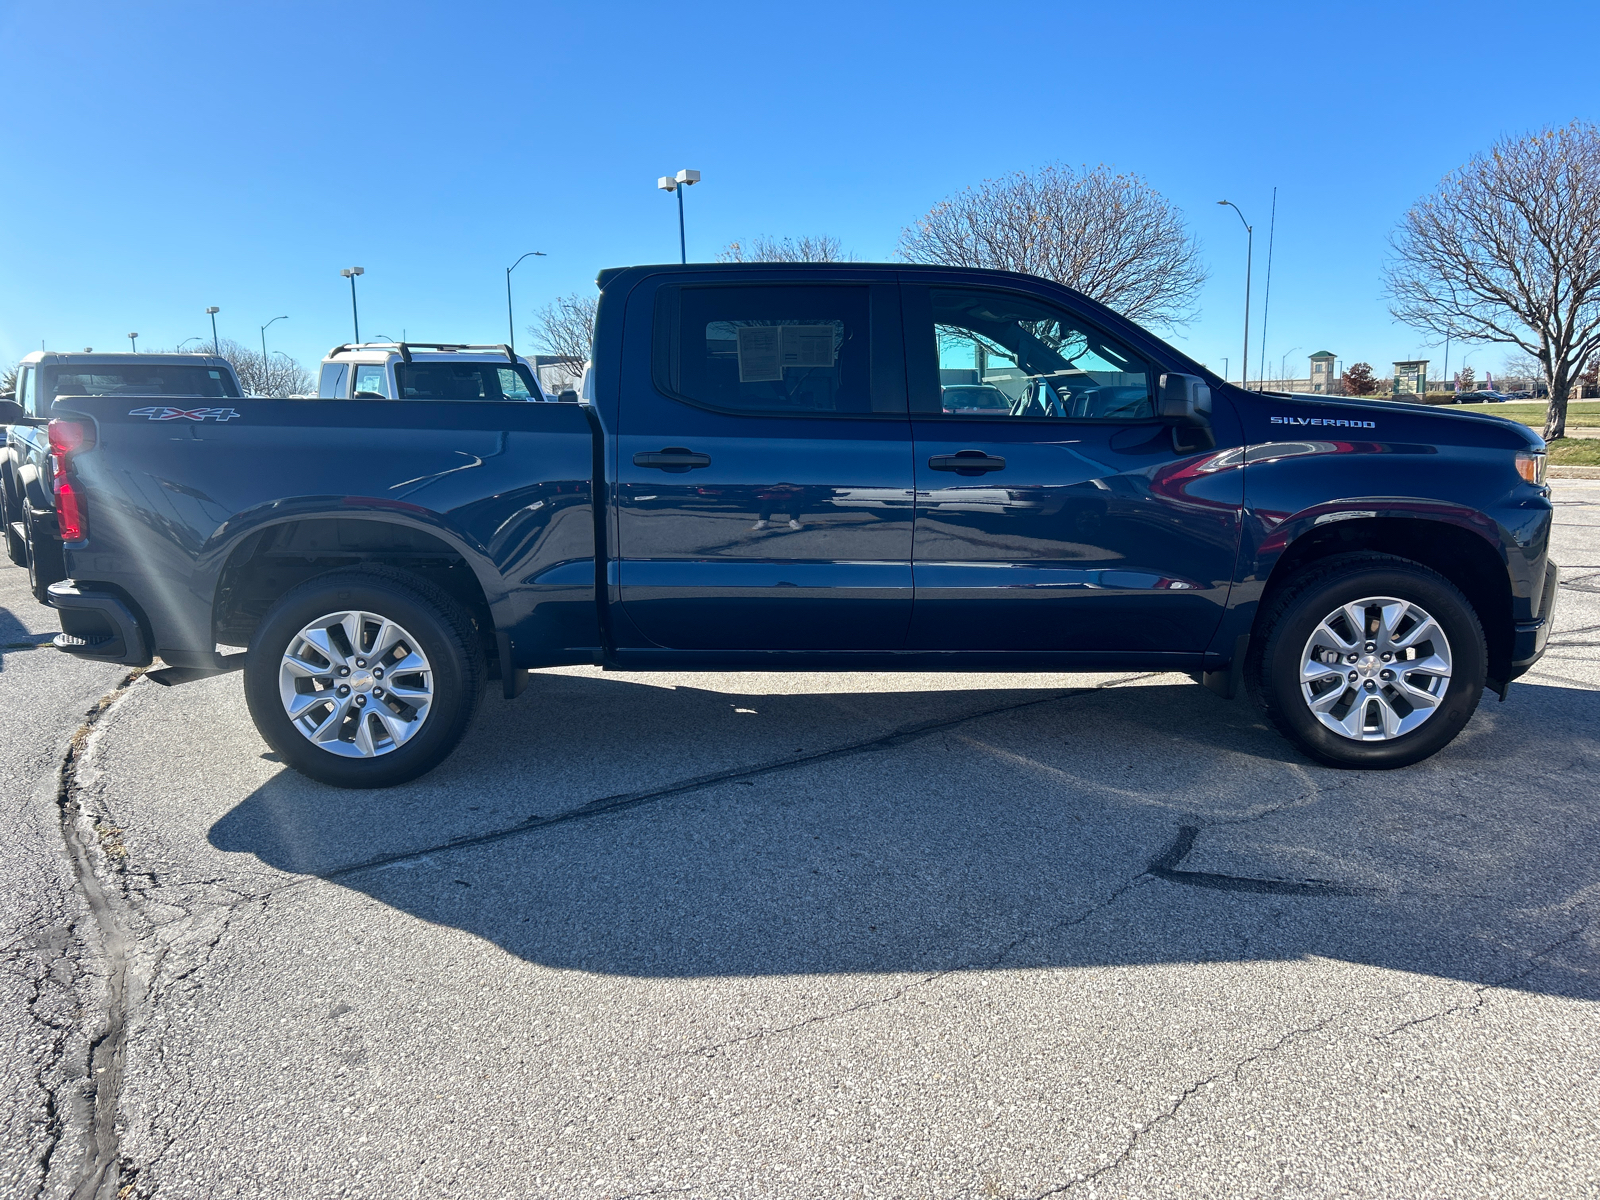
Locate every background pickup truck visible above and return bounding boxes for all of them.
[2,351,243,603]
[3,264,1557,787]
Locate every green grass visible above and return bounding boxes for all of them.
[1548,438,1600,466]
[1448,400,1600,428]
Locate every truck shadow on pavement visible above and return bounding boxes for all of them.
[0,603,55,671]
[209,673,1600,1000]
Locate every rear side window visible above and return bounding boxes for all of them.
[41,364,241,399]
[395,362,539,401]
[318,363,349,399]
[661,284,872,415]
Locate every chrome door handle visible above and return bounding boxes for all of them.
[633,448,711,472]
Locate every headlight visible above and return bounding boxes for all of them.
[1515,450,1547,485]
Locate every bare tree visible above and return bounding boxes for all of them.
[718,235,857,263]
[897,163,1208,328]
[188,338,314,397]
[1386,121,1600,439]
[530,292,597,366]
[1,363,17,395]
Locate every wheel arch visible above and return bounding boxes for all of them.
[211,514,501,676]
[1255,514,1513,685]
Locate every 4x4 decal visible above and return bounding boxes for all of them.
[128,406,243,422]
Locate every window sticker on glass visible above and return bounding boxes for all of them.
[734,325,838,382]
[736,326,784,382]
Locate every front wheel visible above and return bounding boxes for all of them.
[1249,554,1487,769]
[244,569,484,788]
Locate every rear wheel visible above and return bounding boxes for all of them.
[1249,554,1486,769]
[0,466,26,567]
[244,569,484,788]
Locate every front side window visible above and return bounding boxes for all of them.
[17,367,37,416]
[352,364,391,399]
[920,288,1153,420]
[394,361,539,401]
[665,285,873,415]
[41,364,241,400]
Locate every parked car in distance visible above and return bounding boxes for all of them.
[2,351,243,603]
[1454,390,1508,404]
[26,262,1557,787]
[941,383,1011,414]
[317,342,554,402]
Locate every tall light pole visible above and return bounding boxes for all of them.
[505,251,546,354]
[127,332,139,353]
[260,315,288,393]
[1279,346,1301,389]
[657,169,701,263]
[177,337,201,352]
[1218,201,1253,389]
[340,267,365,343]
[206,306,220,355]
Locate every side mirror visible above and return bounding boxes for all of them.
[1158,373,1212,423]
[1158,373,1214,452]
[0,398,43,426]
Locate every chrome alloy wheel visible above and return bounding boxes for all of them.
[277,610,434,758]
[1299,596,1454,741]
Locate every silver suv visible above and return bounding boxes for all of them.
[317,342,552,402]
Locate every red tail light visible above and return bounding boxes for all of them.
[48,419,93,542]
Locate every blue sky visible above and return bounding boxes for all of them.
[2,0,1596,385]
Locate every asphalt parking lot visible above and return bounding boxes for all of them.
[4,483,1599,1200]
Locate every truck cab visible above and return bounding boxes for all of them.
[316,342,551,403]
[2,351,242,603]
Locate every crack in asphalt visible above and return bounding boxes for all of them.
[671,872,1155,1062]
[44,670,145,1200]
[1025,1018,1336,1198]
[1374,919,1593,1044]
[314,673,1161,887]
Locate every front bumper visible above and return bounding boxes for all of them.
[1508,560,1560,681]
[47,580,152,666]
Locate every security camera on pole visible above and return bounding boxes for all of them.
[657,169,701,264]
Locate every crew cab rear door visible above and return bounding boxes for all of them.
[901,280,1245,653]
[613,275,913,651]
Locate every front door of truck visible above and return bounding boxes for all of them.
[902,283,1244,653]
[615,279,914,651]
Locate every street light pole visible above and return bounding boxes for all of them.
[128,332,139,353]
[260,315,288,394]
[340,268,365,343]
[177,337,201,352]
[1218,201,1253,389]
[206,307,220,355]
[657,169,701,264]
[505,251,546,353]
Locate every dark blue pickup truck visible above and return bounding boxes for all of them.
[1,264,1557,786]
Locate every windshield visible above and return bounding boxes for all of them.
[42,364,240,399]
[394,361,541,401]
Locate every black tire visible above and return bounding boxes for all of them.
[244,568,485,788]
[0,464,27,567]
[1247,553,1486,769]
[23,505,64,605]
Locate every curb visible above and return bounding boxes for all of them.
[1550,466,1600,478]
